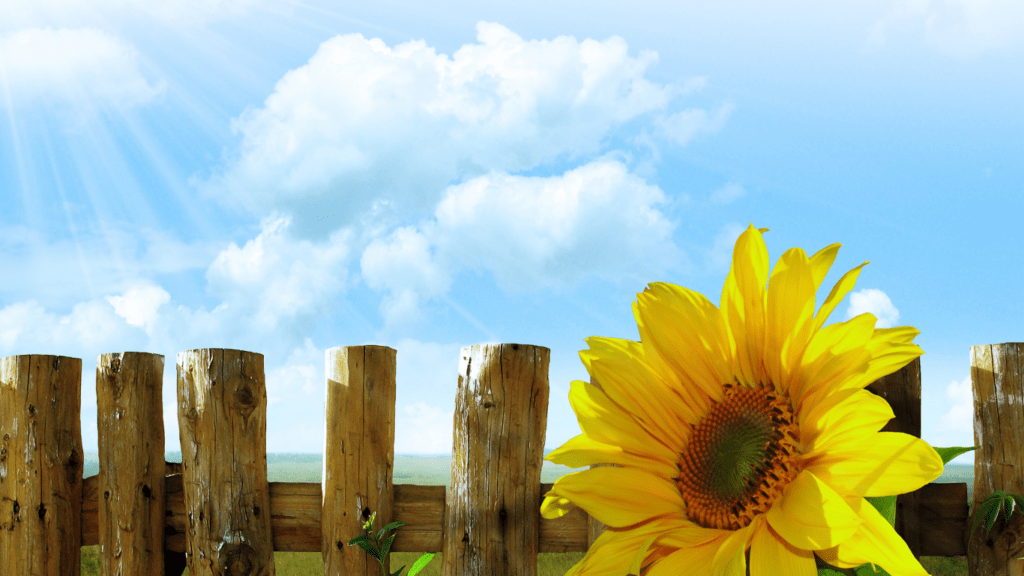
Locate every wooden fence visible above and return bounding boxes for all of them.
[0,342,1021,576]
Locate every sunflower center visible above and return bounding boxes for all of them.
[676,380,802,530]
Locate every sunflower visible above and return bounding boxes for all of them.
[540,224,942,576]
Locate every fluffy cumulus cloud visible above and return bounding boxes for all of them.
[360,158,686,330]
[205,215,353,337]
[0,27,165,112]
[105,284,171,335]
[200,22,717,238]
[844,288,901,328]
[868,0,1024,58]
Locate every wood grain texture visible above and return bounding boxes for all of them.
[442,343,550,576]
[96,352,167,576]
[321,345,397,576]
[0,355,84,576]
[177,349,275,576]
[968,342,1024,576]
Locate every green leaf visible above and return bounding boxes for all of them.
[407,553,437,576]
[389,565,406,576]
[380,533,399,558]
[932,445,979,466]
[378,520,406,540]
[864,495,897,527]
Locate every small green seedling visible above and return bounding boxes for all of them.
[348,511,437,576]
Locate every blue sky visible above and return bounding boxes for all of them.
[1,1,1021,466]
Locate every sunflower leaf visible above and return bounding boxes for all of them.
[931,445,979,466]
[864,495,897,527]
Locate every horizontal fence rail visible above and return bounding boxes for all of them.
[3,342,1022,576]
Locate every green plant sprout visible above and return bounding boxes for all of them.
[348,511,437,576]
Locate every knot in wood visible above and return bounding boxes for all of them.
[218,541,260,575]
[110,357,121,373]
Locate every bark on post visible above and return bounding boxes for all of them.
[0,355,84,576]
[322,345,397,576]
[96,352,167,576]
[443,343,550,576]
[968,343,1024,576]
[177,349,275,576]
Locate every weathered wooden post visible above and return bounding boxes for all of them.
[443,343,550,576]
[177,349,275,576]
[0,355,84,576]
[96,352,167,575]
[322,345,397,576]
[968,342,1024,576]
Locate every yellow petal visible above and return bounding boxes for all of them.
[765,469,863,550]
[807,242,841,290]
[812,261,868,334]
[719,224,771,387]
[794,313,878,415]
[802,431,943,499]
[579,336,704,456]
[816,494,932,575]
[564,516,700,576]
[798,387,894,460]
[539,466,684,528]
[543,432,680,480]
[643,530,735,576]
[749,515,818,576]
[710,516,759,576]
[563,379,680,474]
[633,282,733,401]
[765,247,817,389]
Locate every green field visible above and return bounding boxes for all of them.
[79,453,976,575]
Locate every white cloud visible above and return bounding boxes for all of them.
[265,338,321,407]
[659,102,734,146]
[708,182,745,205]
[358,159,687,331]
[205,215,353,335]
[360,226,453,329]
[105,284,171,335]
[939,375,974,434]
[867,0,1024,58]
[0,28,164,112]
[199,22,708,238]
[844,288,901,328]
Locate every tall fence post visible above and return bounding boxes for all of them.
[443,343,550,576]
[177,349,275,576]
[322,345,397,576]
[96,352,166,576]
[0,355,84,576]
[968,342,1024,576]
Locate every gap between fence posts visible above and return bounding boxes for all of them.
[0,355,84,576]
